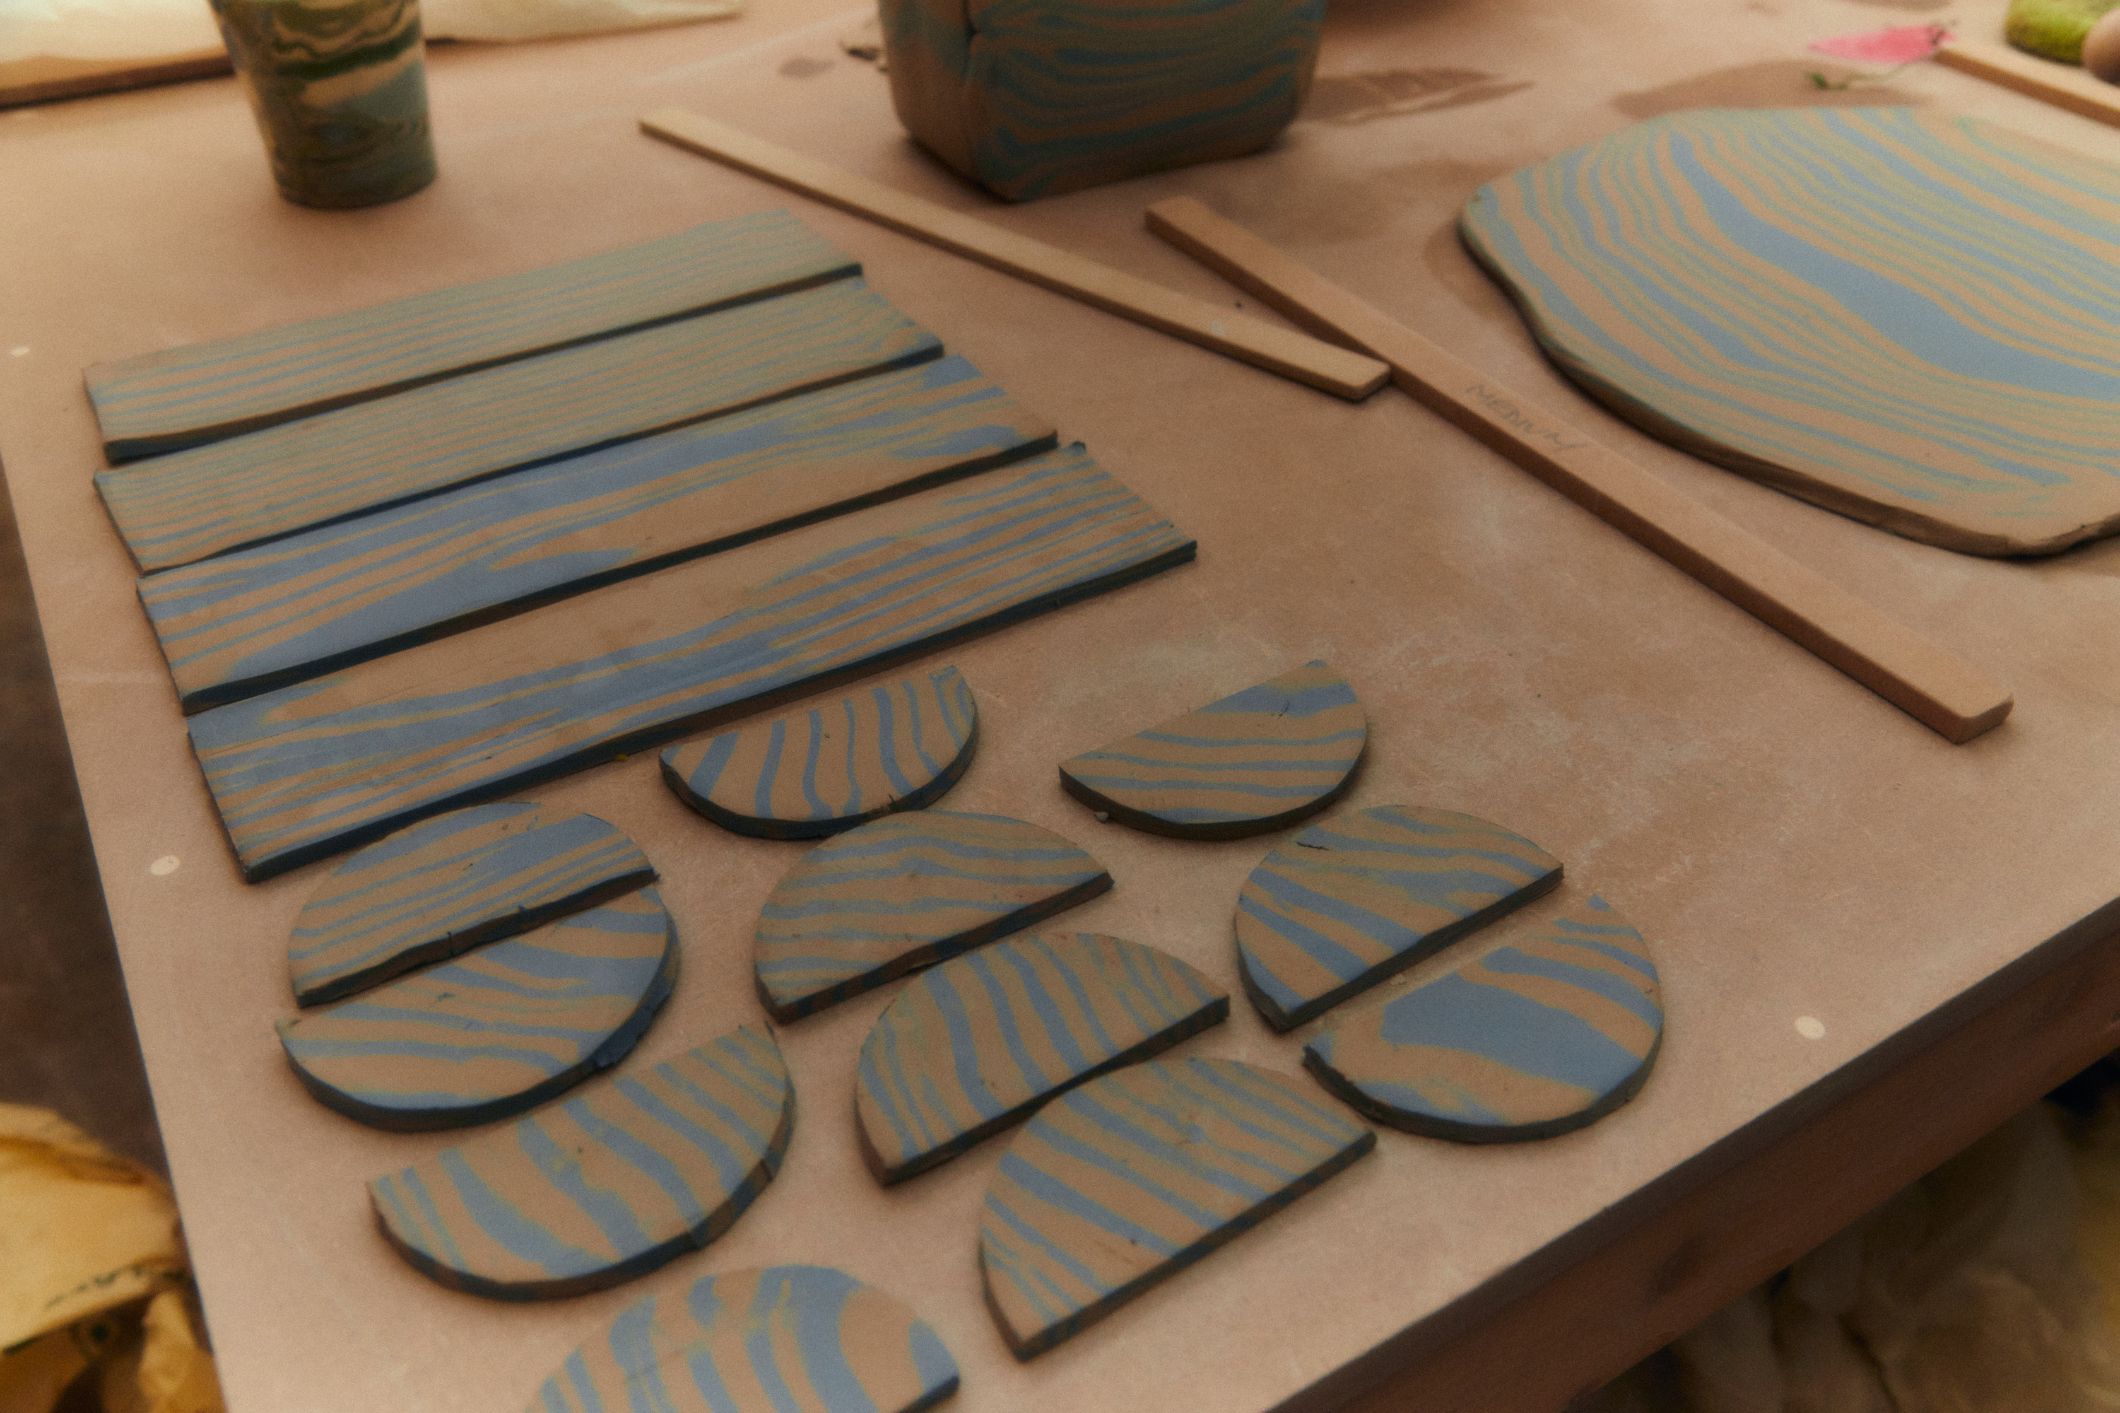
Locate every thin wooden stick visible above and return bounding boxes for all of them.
[1146,196,2013,744]
[638,108,1390,403]
[1934,38,2120,130]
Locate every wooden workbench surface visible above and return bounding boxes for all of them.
[2,2,2115,1408]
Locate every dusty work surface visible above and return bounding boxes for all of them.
[2,1,2117,1409]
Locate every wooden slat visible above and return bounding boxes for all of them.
[97,279,939,573]
[1935,38,2120,129]
[1145,197,2014,745]
[139,355,1057,710]
[638,107,1392,402]
[187,447,1195,879]
[86,212,858,460]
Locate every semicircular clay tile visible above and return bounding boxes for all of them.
[661,665,979,839]
[1460,107,2120,556]
[979,1056,1374,1359]
[1304,894,1664,1141]
[1058,660,1367,838]
[276,886,676,1130]
[1236,804,1562,1031]
[369,1022,793,1300]
[526,1264,960,1413]
[753,810,1112,1021]
[288,802,654,1006]
[855,931,1228,1183]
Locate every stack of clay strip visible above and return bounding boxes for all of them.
[527,1265,959,1412]
[279,803,680,1130]
[1058,660,1366,838]
[663,664,980,838]
[87,210,1194,879]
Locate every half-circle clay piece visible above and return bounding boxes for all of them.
[1304,894,1664,1141]
[1058,660,1365,839]
[369,1022,792,1299]
[754,810,1111,1021]
[661,665,977,839]
[856,931,1227,1182]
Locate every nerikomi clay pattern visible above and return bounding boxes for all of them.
[1235,804,1562,1030]
[1461,107,2120,556]
[370,1023,793,1299]
[526,1265,960,1413]
[85,211,857,460]
[287,803,653,1007]
[978,1056,1373,1357]
[1304,894,1664,1141]
[664,664,979,840]
[754,811,1112,1021]
[99,277,938,572]
[278,887,676,1130]
[855,931,1227,1182]
[1058,660,1365,838]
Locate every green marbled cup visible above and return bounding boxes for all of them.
[210,0,438,209]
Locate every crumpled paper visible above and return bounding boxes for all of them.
[0,1105,221,1413]
[1588,1101,2120,1413]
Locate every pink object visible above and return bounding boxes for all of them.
[1808,24,1949,65]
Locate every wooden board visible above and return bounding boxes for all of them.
[1936,36,2120,128]
[288,803,653,1006]
[978,1057,1375,1358]
[1145,193,2016,747]
[138,356,1057,709]
[527,1264,960,1413]
[1456,107,2120,557]
[85,211,859,460]
[97,278,941,573]
[854,931,1228,1182]
[277,885,676,1130]
[1235,805,1563,1031]
[1305,893,1664,1142]
[1057,659,1365,838]
[636,108,1392,403]
[186,449,1195,880]
[662,662,980,839]
[369,1023,793,1300]
[753,811,1113,1021]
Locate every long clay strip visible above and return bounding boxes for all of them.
[86,211,858,460]
[98,278,939,572]
[139,356,1055,710]
[188,448,1195,879]
[1145,196,2012,744]
[638,108,1390,402]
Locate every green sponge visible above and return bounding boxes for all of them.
[2005,0,2120,62]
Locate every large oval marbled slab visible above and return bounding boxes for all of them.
[288,803,654,1006]
[1304,895,1664,1141]
[978,1056,1373,1358]
[527,1265,959,1413]
[1235,805,1562,1031]
[855,931,1228,1183]
[1058,660,1365,839]
[663,665,978,839]
[1461,107,2120,557]
[370,1023,793,1299]
[754,810,1112,1022]
[278,886,676,1130]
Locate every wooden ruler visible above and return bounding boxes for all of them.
[638,108,1390,403]
[1145,196,2012,745]
[1934,38,2120,129]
